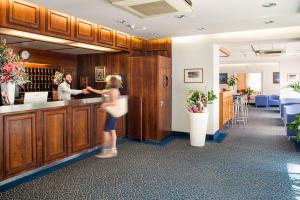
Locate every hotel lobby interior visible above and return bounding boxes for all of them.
[1,0,300,199]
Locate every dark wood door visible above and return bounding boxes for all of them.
[4,113,37,177]
[127,96,143,141]
[72,106,91,153]
[157,57,172,140]
[43,109,67,163]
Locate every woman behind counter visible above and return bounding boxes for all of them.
[86,75,121,158]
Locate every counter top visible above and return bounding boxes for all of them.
[0,97,104,114]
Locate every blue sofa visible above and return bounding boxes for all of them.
[280,98,300,119]
[284,104,300,136]
[268,95,279,107]
[255,95,269,107]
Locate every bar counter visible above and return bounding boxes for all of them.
[0,97,125,181]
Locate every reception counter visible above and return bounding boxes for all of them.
[0,98,125,181]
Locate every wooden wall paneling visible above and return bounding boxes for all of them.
[72,105,91,153]
[116,117,125,137]
[75,18,95,42]
[7,0,40,29]
[11,46,77,69]
[219,91,233,130]
[131,36,143,51]
[43,108,68,163]
[97,26,114,46]
[115,31,129,49]
[46,9,71,37]
[4,113,37,177]
[0,115,3,180]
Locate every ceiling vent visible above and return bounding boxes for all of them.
[110,0,193,18]
[255,49,286,57]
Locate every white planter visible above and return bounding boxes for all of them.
[1,82,15,105]
[189,112,209,147]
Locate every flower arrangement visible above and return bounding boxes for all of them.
[0,37,30,85]
[227,75,238,87]
[187,90,208,113]
[53,71,63,86]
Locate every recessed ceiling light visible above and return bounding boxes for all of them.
[196,27,205,31]
[264,20,274,24]
[116,19,128,24]
[174,14,186,19]
[262,3,277,7]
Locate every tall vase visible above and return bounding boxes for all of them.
[1,82,16,105]
[189,112,209,147]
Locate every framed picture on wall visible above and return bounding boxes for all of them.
[287,73,299,82]
[273,72,280,84]
[95,66,106,82]
[184,68,203,83]
[219,73,228,84]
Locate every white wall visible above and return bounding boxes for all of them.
[280,58,300,98]
[220,64,280,95]
[172,37,219,134]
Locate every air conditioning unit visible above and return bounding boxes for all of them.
[110,0,193,18]
[255,49,286,57]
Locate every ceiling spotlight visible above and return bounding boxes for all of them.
[116,19,128,24]
[262,3,277,7]
[264,20,274,24]
[174,14,186,19]
[196,27,205,31]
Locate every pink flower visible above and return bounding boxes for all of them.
[3,63,15,73]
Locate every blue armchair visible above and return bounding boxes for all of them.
[255,95,269,107]
[279,98,300,119]
[268,95,279,107]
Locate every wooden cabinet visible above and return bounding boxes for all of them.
[46,9,71,37]
[72,106,91,153]
[43,109,67,163]
[131,36,144,50]
[4,113,37,177]
[219,91,234,130]
[128,56,172,141]
[7,0,41,29]
[116,31,130,49]
[75,18,95,41]
[97,26,114,46]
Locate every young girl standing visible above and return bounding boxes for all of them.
[87,75,121,158]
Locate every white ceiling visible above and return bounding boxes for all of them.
[220,40,300,63]
[26,0,300,39]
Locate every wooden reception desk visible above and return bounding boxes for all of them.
[0,98,124,181]
[219,91,234,130]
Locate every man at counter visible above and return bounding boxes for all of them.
[58,73,89,100]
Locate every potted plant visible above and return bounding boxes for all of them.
[187,89,208,147]
[52,71,63,100]
[288,82,300,93]
[246,87,252,100]
[227,75,238,91]
[0,37,30,104]
[287,115,300,142]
